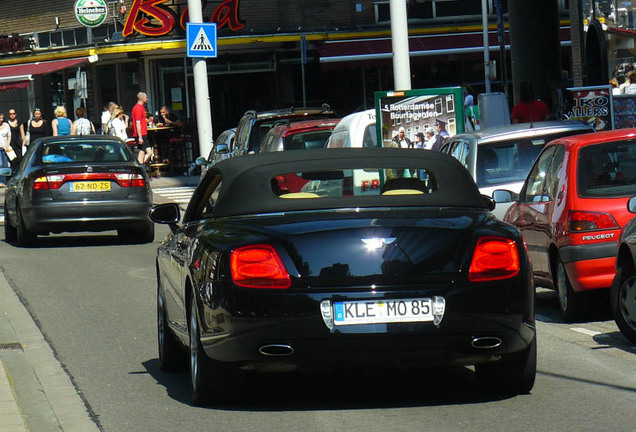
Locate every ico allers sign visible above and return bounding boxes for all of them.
[123,0,244,37]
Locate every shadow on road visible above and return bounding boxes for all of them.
[2,232,156,249]
[142,358,521,411]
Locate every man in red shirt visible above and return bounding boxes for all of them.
[132,92,151,164]
[511,82,549,124]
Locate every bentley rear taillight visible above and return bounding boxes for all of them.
[568,210,618,232]
[469,237,520,282]
[230,244,291,289]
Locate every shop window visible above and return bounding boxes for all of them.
[50,73,65,110]
[37,33,50,48]
[76,28,88,45]
[63,30,75,46]
[50,32,62,47]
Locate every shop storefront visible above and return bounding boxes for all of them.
[0,0,574,161]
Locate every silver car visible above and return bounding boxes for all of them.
[440,120,595,219]
[196,127,236,180]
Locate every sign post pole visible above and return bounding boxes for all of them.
[187,0,214,164]
[389,0,411,91]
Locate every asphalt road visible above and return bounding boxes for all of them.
[0,225,634,431]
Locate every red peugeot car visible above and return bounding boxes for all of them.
[495,128,636,322]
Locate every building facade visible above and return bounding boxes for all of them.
[0,0,574,142]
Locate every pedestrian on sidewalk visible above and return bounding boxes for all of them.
[132,92,152,165]
[52,106,72,136]
[71,107,96,136]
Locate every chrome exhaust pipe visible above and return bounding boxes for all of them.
[471,336,503,349]
[258,344,295,356]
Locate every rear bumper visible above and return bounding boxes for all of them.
[197,276,536,372]
[201,314,536,373]
[560,242,618,292]
[23,200,151,233]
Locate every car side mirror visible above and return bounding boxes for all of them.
[216,143,228,154]
[195,156,207,166]
[628,196,636,213]
[493,189,516,203]
[482,195,496,211]
[149,203,180,225]
[0,167,12,177]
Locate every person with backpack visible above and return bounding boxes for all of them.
[71,106,95,136]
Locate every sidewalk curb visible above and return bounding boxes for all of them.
[0,273,100,432]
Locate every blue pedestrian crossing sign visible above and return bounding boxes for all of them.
[186,23,217,58]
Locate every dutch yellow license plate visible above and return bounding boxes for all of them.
[70,181,111,192]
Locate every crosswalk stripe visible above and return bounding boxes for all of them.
[152,186,196,204]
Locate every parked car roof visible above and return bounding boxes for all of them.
[458,120,594,144]
[260,119,340,153]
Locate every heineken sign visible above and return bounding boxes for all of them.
[74,0,108,28]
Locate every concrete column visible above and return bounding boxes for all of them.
[508,0,561,103]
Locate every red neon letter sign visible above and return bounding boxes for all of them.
[123,0,178,37]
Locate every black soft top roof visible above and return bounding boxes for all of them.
[202,148,487,218]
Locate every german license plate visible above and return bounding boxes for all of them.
[70,181,111,192]
[334,298,433,325]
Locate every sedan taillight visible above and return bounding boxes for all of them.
[32,173,147,190]
[33,175,65,190]
[568,210,618,232]
[230,244,291,289]
[469,237,520,282]
[114,173,146,187]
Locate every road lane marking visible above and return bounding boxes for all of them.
[570,327,602,337]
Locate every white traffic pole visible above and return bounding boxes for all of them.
[390,0,411,91]
[187,0,214,162]
[482,0,492,93]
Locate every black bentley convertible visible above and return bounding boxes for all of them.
[150,147,536,405]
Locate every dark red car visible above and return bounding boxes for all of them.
[496,128,636,321]
[260,118,340,193]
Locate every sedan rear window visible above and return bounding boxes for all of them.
[578,140,636,198]
[41,141,132,164]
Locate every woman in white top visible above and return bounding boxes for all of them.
[71,106,95,136]
[110,107,129,142]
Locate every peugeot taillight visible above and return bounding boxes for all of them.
[568,210,618,232]
[230,244,291,289]
[33,175,65,190]
[469,237,520,282]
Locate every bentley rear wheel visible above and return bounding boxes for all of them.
[157,279,183,372]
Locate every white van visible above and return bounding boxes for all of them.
[326,109,377,149]
[304,109,380,196]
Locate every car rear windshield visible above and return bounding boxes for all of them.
[41,141,132,164]
[283,130,333,150]
[578,140,636,198]
[272,168,438,198]
[477,130,587,188]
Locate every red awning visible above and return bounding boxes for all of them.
[318,27,571,63]
[0,57,88,88]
